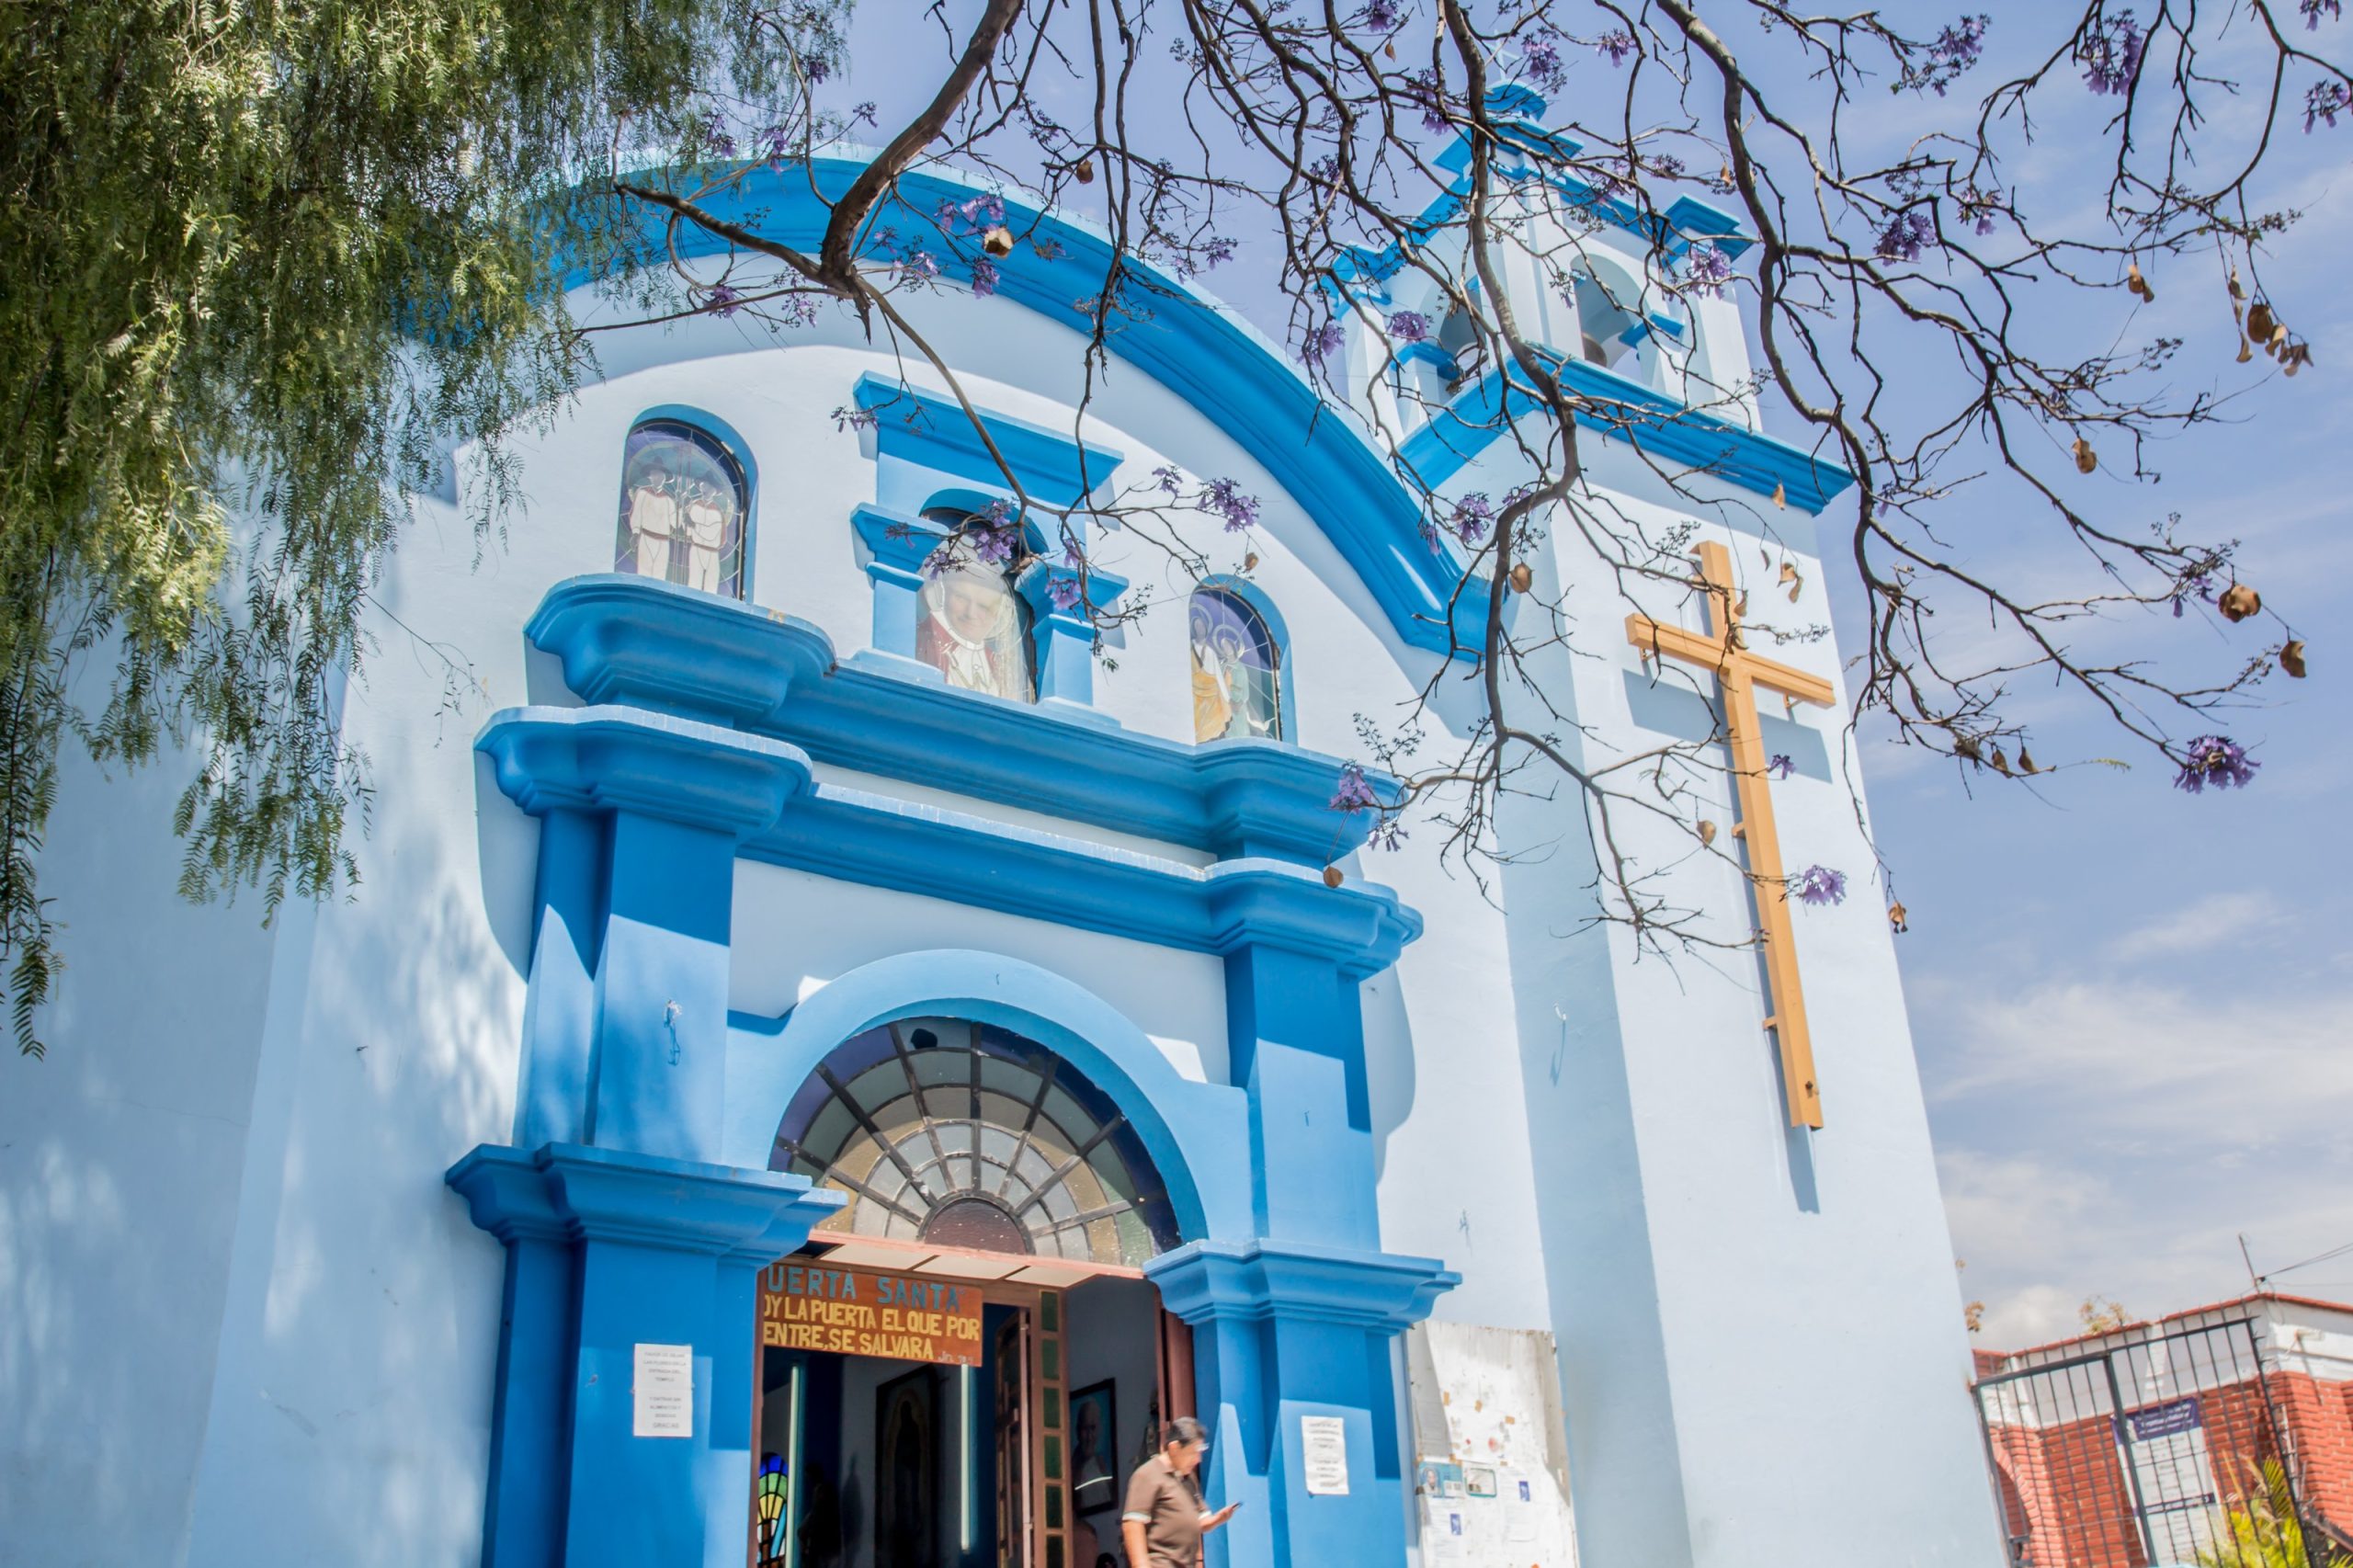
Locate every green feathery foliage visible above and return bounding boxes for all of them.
[0,0,835,1054]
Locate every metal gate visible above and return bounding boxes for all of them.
[1972,1315,2341,1567]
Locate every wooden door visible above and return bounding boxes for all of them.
[995,1312,1029,1568]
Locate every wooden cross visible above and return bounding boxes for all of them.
[1626,541,1836,1130]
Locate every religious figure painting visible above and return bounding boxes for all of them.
[875,1369,936,1568]
[1189,587,1282,743]
[1070,1380,1119,1517]
[612,420,746,598]
[917,558,1035,702]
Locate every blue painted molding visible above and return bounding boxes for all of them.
[853,371,1124,510]
[476,702,1424,978]
[1401,357,1854,513]
[525,574,1399,864]
[718,949,1254,1240]
[476,704,812,837]
[1147,1236,1458,1332]
[565,142,1826,659]
[449,1141,846,1259]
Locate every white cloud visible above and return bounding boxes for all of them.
[1920,896,2353,1355]
[2101,891,2294,964]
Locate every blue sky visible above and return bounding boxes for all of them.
[823,2,2352,1348]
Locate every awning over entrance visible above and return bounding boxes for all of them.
[802,1233,1142,1291]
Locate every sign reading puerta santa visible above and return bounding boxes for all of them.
[757,1261,987,1366]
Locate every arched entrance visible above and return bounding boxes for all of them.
[751,1016,1195,1568]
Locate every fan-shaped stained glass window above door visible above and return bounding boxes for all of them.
[771,1017,1180,1268]
[613,419,748,598]
[1189,587,1283,743]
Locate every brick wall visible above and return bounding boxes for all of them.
[1979,1368,2353,1565]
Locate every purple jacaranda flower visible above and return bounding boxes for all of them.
[896,246,942,285]
[1307,156,1340,187]
[2175,734,2259,792]
[1048,575,1085,612]
[1597,29,1636,66]
[971,526,1018,566]
[1789,865,1848,905]
[1330,764,1382,813]
[1449,493,1494,544]
[1960,185,2002,235]
[971,257,1000,299]
[852,101,879,127]
[1410,70,1451,134]
[1364,0,1402,29]
[1202,477,1262,532]
[1902,15,1989,96]
[1876,210,1937,262]
[1521,33,1567,95]
[775,293,821,329]
[1686,241,1733,298]
[1061,538,1087,569]
[706,282,743,318]
[2079,11,2144,96]
[1768,754,1794,781]
[1368,817,1409,850]
[797,52,831,85]
[2302,0,2340,27]
[1302,321,1346,364]
[2307,80,2351,131]
[2170,565,2216,618]
[833,405,879,433]
[756,125,792,170]
[1388,310,1431,342]
[699,111,737,159]
[1153,464,1185,495]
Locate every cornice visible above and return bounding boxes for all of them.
[525,574,1394,865]
[474,689,1425,977]
[1145,1236,1459,1332]
[851,372,1124,509]
[446,1142,846,1261]
[1400,358,1854,514]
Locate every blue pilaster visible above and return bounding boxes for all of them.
[479,707,812,1165]
[1149,1240,1457,1568]
[449,1144,845,1568]
[516,808,605,1147]
[1016,558,1129,717]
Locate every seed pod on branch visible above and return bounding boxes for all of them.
[982,225,1015,257]
[2280,641,2307,678]
[2072,437,2097,474]
[2246,301,2277,342]
[1508,561,1532,594]
[2218,583,2260,622]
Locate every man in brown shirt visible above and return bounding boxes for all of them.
[1120,1416,1239,1568]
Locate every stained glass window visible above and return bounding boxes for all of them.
[614,420,748,597]
[1189,587,1283,743]
[915,520,1036,703]
[770,1018,1180,1267]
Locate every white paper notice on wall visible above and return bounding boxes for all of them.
[632,1343,694,1438]
[1302,1415,1349,1495]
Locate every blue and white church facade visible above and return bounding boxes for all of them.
[6,117,2002,1568]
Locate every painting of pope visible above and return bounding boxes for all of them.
[916,561,1034,702]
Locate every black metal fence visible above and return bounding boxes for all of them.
[1972,1315,2343,1567]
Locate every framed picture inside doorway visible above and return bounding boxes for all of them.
[875,1369,937,1565]
[1070,1380,1120,1517]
